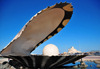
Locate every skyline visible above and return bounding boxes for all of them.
[0,0,100,54]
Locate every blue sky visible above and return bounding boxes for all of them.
[0,0,100,54]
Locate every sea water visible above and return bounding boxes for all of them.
[62,61,100,69]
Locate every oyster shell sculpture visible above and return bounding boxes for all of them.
[1,2,73,56]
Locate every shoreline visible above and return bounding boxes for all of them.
[78,56,100,61]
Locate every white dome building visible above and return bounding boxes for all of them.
[43,44,59,56]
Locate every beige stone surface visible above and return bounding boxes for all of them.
[0,58,8,63]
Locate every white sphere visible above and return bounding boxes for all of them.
[43,44,59,56]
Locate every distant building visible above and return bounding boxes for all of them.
[83,51,100,56]
[68,46,81,54]
[94,52,100,56]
